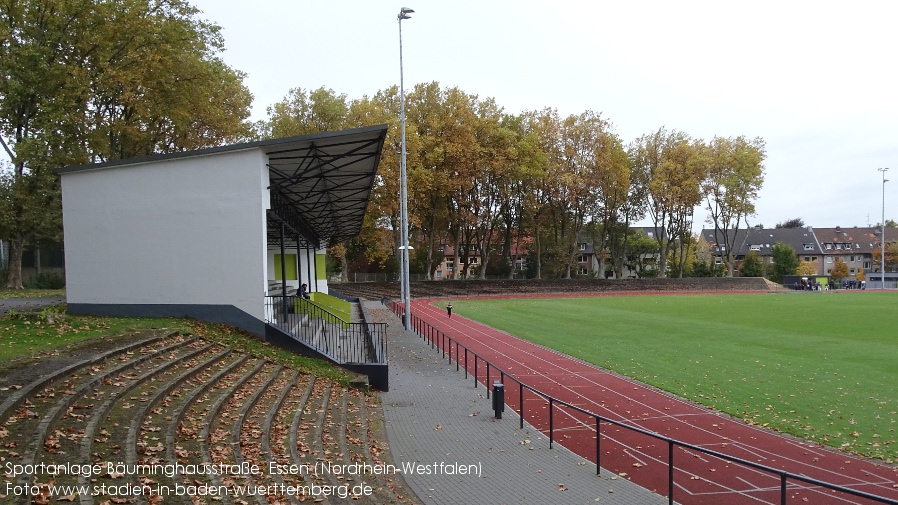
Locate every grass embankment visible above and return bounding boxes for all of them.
[0,303,351,385]
[448,292,898,462]
[0,288,66,299]
[0,304,174,362]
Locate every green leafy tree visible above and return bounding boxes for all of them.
[551,110,617,278]
[701,136,766,277]
[739,251,764,277]
[496,113,546,279]
[406,83,478,279]
[830,257,850,284]
[668,231,701,278]
[266,86,348,138]
[520,108,624,280]
[346,88,421,275]
[872,241,898,273]
[593,135,633,279]
[625,230,660,278]
[630,127,704,278]
[464,97,518,279]
[0,0,252,288]
[690,260,725,277]
[769,242,799,283]
[521,108,562,279]
[797,260,817,275]
[775,218,805,229]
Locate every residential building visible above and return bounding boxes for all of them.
[813,226,877,278]
[702,227,822,274]
[572,227,665,279]
[434,244,482,280]
[701,225,898,282]
[575,240,596,276]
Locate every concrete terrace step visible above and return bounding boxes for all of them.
[0,334,419,505]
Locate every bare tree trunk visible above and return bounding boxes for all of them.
[424,231,436,281]
[5,237,25,289]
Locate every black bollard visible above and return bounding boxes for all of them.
[492,381,505,419]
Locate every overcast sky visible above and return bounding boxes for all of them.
[190,0,897,230]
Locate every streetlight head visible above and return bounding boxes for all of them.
[398,7,414,20]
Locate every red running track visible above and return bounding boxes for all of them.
[408,297,898,505]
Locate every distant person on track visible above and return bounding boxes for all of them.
[447,302,452,318]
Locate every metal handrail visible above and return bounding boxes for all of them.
[266,296,385,364]
[388,300,898,505]
[300,295,349,327]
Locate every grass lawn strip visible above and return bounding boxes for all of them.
[448,291,898,462]
[0,305,352,386]
[0,289,66,300]
[0,306,180,364]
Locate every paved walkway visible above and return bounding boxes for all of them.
[0,296,66,316]
[371,302,664,505]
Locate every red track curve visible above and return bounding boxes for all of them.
[409,295,898,505]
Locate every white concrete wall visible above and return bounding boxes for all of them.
[61,149,269,320]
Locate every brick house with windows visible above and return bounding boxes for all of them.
[702,225,898,283]
[572,227,665,279]
[702,227,824,275]
[434,244,481,280]
[575,240,595,276]
[813,226,893,280]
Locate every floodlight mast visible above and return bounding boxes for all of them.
[398,7,413,329]
[879,167,889,289]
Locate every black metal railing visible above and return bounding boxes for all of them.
[329,289,389,365]
[266,295,385,364]
[388,300,898,505]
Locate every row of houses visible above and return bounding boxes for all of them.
[433,242,528,279]
[700,226,898,281]
[428,225,898,282]
[432,227,663,280]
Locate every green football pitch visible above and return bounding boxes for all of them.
[447,291,898,462]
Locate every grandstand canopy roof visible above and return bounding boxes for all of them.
[58,125,389,249]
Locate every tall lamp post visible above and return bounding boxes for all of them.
[879,167,889,289]
[398,7,414,329]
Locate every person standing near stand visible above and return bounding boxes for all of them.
[447,302,452,318]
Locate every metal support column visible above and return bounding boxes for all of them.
[279,221,288,319]
[296,231,303,291]
[307,248,314,293]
